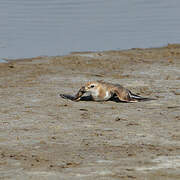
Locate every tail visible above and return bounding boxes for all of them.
[129,91,155,102]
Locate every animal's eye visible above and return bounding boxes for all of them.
[90,85,95,88]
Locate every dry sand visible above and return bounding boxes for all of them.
[0,44,180,179]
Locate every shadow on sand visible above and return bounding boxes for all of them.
[60,94,155,103]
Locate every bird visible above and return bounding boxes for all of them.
[60,81,154,103]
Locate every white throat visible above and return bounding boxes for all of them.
[90,88,99,97]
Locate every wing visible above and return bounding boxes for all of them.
[60,86,86,101]
[112,86,132,102]
[113,85,154,102]
[60,94,75,101]
[73,86,86,101]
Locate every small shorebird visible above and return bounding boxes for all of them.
[60,81,154,102]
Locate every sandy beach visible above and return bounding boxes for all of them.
[0,44,180,179]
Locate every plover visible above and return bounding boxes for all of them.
[60,81,154,102]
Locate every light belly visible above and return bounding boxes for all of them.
[104,91,111,100]
[92,90,111,101]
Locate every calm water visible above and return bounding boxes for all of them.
[1,0,180,60]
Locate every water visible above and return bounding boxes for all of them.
[1,0,180,59]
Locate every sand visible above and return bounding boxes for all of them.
[0,44,180,179]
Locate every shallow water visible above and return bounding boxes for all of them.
[1,0,180,59]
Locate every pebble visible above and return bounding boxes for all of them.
[115,117,127,121]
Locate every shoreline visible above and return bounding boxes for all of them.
[0,44,180,179]
[1,43,180,63]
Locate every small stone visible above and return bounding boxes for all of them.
[115,117,127,121]
[115,117,121,121]
[79,108,88,111]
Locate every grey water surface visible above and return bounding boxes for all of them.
[0,0,180,59]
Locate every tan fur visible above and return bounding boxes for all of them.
[74,81,142,102]
[98,85,106,99]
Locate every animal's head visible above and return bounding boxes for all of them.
[83,81,99,93]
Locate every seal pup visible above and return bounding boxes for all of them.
[65,81,154,102]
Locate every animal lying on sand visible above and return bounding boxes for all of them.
[60,81,155,103]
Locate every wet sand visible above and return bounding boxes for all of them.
[0,44,180,179]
